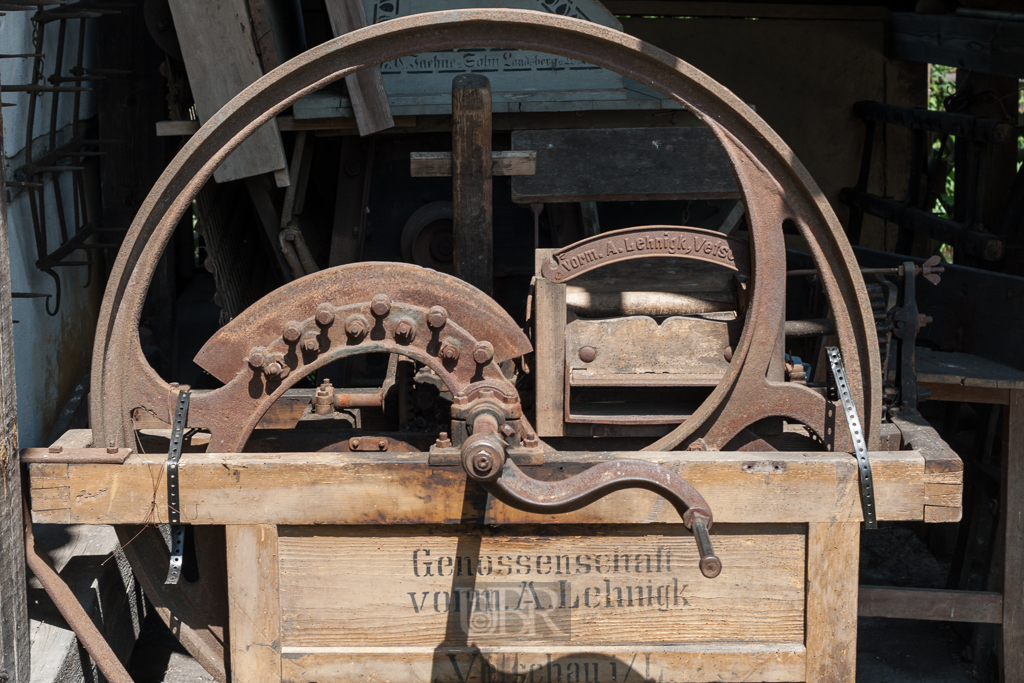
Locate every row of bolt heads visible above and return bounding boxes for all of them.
[246,296,495,379]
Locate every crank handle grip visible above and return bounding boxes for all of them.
[691,516,721,579]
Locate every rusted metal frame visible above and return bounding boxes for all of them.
[89,10,879,454]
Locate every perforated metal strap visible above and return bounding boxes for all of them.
[826,347,877,529]
[165,390,190,585]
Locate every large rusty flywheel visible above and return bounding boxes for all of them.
[90,10,880,680]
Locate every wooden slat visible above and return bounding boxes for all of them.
[324,0,394,135]
[915,348,1024,390]
[921,382,1010,405]
[280,643,806,683]
[226,524,282,683]
[410,151,537,178]
[0,121,28,683]
[604,1,888,19]
[1003,390,1024,680]
[29,449,954,526]
[858,586,1002,623]
[805,522,859,683]
[166,0,287,182]
[452,74,493,296]
[534,250,566,437]
[510,128,738,203]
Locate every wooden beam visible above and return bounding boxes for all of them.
[890,12,1024,79]
[533,249,566,438]
[410,151,536,178]
[604,1,888,19]
[28,449,959,526]
[452,74,494,296]
[858,586,1003,623]
[324,0,394,136]
[805,522,859,683]
[226,524,282,683]
[1002,390,1024,681]
[921,382,1010,405]
[0,121,28,683]
[155,119,201,137]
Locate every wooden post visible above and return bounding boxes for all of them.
[0,118,29,683]
[1001,390,1024,682]
[805,521,859,683]
[226,524,281,683]
[324,0,395,136]
[451,74,493,296]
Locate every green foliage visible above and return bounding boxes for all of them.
[928,64,957,112]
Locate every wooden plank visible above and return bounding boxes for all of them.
[155,119,201,137]
[510,128,738,204]
[226,524,282,683]
[324,0,394,136]
[0,118,28,683]
[451,74,493,296]
[1002,390,1024,681]
[534,250,566,437]
[278,524,805,647]
[327,136,373,268]
[605,1,888,19]
[166,0,287,182]
[890,12,1024,79]
[915,348,1024,390]
[921,382,1010,405]
[29,449,953,526]
[858,586,1003,623]
[281,643,806,683]
[410,151,536,178]
[805,522,859,683]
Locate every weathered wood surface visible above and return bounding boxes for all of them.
[915,347,1024,390]
[805,522,859,682]
[1002,390,1024,681]
[533,250,566,437]
[410,151,536,178]
[0,116,28,683]
[28,449,960,526]
[510,128,739,204]
[226,524,281,683]
[278,524,804,647]
[166,0,287,183]
[890,11,1024,80]
[858,586,1003,623]
[280,643,805,683]
[324,0,394,135]
[889,408,963,523]
[451,74,493,296]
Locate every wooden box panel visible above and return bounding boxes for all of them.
[277,523,806,683]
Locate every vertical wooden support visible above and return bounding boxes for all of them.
[1001,390,1024,682]
[226,524,281,683]
[534,249,566,437]
[328,136,374,268]
[324,0,394,136]
[0,119,29,683]
[805,521,859,683]
[451,74,493,296]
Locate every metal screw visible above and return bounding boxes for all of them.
[107,440,118,454]
[315,304,335,326]
[378,439,388,451]
[440,342,460,361]
[350,438,361,449]
[371,293,392,317]
[427,306,448,329]
[346,316,367,339]
[500,424,515,438]
[578,346,596,363]
[395,319,415,342]
[282,321,302,343]
[473,341,494,364]
[248,348,266,368]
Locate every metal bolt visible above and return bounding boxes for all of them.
[724,346,733,362]
[395,319,415,343]
[500,424,516,438]
[435,432,451,448]
[248,349,266,368]
[371,293,392,317]
[346,316,367,339]
[427,306,448,329]
[48,445,63,454]
[440,342,460,361]
[107,440,118,454]
[282,321,302,343]
[453,394,468,406]
[578,346,597,363]
[350,438,361,450]
[378,439,388,451]
[472,452,495,477]
[315,304,335,327]
[301,332,319,352]
[523,432,539,448]
[473,341,494,365]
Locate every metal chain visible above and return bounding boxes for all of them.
[826,346,877,530]
[165,390,191,584]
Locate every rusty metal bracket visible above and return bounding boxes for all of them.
[827,346,877,529]
[165,389,190,585]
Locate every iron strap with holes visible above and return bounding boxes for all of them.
[826,347,877,529]
[165,389,191,584]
